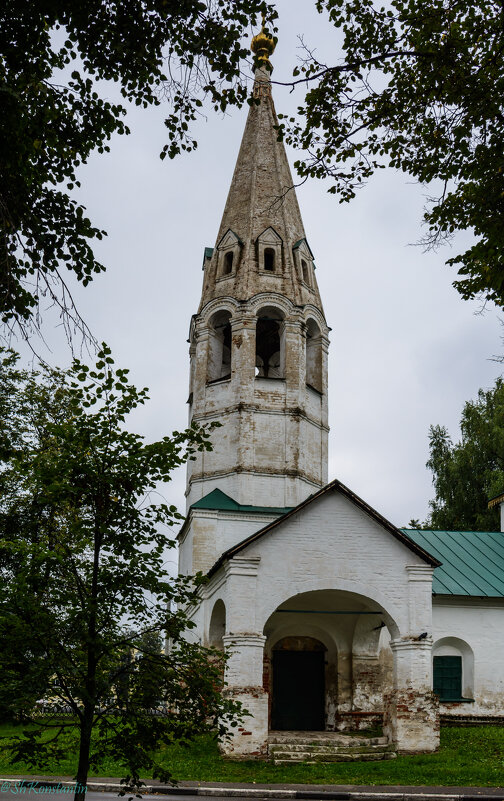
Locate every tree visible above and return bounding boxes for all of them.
[0,347,241,801]
[0,1,276,338]
[424,378,504,530]
[277,0,504,307]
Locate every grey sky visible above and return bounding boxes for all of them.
[16,1,503,531]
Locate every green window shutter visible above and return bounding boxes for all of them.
[433,655,462,701]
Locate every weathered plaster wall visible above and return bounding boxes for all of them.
[432,597,504,715]
[178,508,282,576]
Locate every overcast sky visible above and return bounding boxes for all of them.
[14,1,503,536]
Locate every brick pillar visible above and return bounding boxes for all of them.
[220,556,268,758]
[384,565,439,753]
[221,633,268,758]
[384,639,439,753]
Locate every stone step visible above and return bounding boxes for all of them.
[271,751,397,764]
[268,735,388,746]
[268,742,396,755]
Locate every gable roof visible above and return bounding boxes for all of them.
[217,228,244,249]
[207,478,440,577]
[292,237,315,259]
[403,529,504,597]
[191,488,293,516]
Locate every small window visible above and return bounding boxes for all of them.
[301,259,309,284]
[224,251,234,275]
[264,248,275,271]
[433,655,462,701]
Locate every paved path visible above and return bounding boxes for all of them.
[1,777,503,801]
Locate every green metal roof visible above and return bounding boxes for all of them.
[202,247,214,269]
[402,529,504,597]
[191,488,293,516]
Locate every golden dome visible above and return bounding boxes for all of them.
[251,17,276,68]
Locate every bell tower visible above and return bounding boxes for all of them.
[180,28,330,573]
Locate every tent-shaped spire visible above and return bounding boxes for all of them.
[198,38,325,314]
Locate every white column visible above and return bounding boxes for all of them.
[383,565,439,753]
[220,557,269,757]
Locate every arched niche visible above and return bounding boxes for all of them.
[432,636,474,701]
[207,310,232,383]
[255,305,285,379]
[301,258,310,286]
[208,599,226,650]
[223,251,234,275]
[306,317,323,393]
[351,614,389,713]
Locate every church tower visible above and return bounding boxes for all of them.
[177,31,441,762]
[180,29,330,575]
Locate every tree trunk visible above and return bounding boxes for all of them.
[74,707,93,801]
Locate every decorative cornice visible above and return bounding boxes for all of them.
[406,565,435,582]
[190,403,330,430]
[225,555,261,577]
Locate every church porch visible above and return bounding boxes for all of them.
[262,589,391,735]
[219,584,439,758]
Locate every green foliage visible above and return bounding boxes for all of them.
[425,378,504,530]
[278,0,504,306]
[0,1,276,335]
[0,347,241,796]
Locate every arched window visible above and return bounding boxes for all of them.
[255,307,284,378]
[432,637,474,702]
[217,229,242,277]
[207,310,232,382]
[209,600,226,650]
[301,259,309,285]
[306,318,323,393]
[264,248,275,271]
[223,251,234,275]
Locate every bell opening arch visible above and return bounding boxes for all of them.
[255,305,285,379]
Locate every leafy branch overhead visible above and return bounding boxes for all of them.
[0,0,277,337]
[3,0,503,344]
[276,0,504,306]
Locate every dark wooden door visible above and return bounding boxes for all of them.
[271,650,325,730]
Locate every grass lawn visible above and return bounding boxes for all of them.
[0,725,503,787]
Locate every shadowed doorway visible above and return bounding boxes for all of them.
[271,637,326,731]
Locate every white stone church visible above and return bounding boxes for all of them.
[177,29,504,758]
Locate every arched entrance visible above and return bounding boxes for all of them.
[264,588,399,732]
[271,637,326,731]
